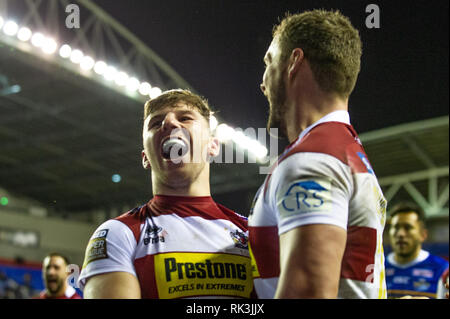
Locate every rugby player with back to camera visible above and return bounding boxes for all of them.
[78,89,253,299]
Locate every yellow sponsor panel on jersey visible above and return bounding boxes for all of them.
[154,252,252,298]
[248,242,260,278]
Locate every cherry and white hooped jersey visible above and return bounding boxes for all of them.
[78,195,253,299]
[248,111,387,299]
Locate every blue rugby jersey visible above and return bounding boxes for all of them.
[385,249,449,299]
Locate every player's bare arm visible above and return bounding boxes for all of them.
[84,272,141,299]
[275,224,347,298]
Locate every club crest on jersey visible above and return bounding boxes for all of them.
[230,230,248,249]
[144,225,166,245]
[279,178,331,218]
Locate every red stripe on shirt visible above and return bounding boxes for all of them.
[264,122,371,197]
[134,254,159,298]
[341,226,377,282]
[249,226,279,278]
[115,206,146,243]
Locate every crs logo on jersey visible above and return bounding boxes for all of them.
[278,178,331,218]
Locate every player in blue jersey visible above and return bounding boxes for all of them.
[385,202,449,299]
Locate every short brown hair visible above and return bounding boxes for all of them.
[144,89,212,123]
[273,10,362,98]
[389,202,427,227]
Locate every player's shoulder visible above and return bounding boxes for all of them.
[110,204,148,242]
[426,253,449,268]
[283,122,372,173]
[87,204,147,244]
[215,202,248,231]
[115,204,147,222]
[297,122,357,153]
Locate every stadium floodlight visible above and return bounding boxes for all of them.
[114,71,129,86]
[215,123,234,143]
[149,87,162,99]
[103,65,117,81]
[31,32,45,47]
[59,44,72,58]
[126,77,140,92]
[80,55,95,70]
[42,37,57,54]
[248,140,268,160]
[255,145,268,159]
[111,174,122,183]
[209,115,218,131]
[17,27,32,42]
[138,82,151,96]
[93,60,107,75]
[70,49,83,64]
[3,20,18,36]
[232,130,246,144]
[0,196,8,206]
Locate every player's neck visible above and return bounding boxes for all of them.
[395,247,422,265]
[152,168,211,197]
[284,93,348,143]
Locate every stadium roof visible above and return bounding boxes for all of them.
[0,0,448,220]
[360,116,449,218]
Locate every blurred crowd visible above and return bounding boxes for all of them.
[0,270,39,299]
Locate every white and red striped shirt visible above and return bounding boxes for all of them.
[78,195,253,299]
[37,286,81,299]
[248,111,387,299]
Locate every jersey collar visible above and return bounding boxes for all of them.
[151,195,214,205]
[297,110,351,143]
[387,249,430,268]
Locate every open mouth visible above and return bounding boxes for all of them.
[395,241,408,248]
[46,278,58,285]
[161,136,189,160]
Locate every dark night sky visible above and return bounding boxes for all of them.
[93,0,449,137]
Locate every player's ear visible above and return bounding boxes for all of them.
[420,226,428,243]
[142,150,151,170]
[207,137,220,158]
[288,48,304,80]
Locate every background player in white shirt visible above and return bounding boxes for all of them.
[249,10,387,298]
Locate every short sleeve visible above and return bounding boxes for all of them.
[272,152,353,235]
[77,219,137,290]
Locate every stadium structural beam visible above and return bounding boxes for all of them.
[0,0,193,92]
[379,167,449,218]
